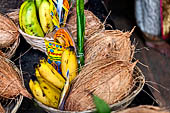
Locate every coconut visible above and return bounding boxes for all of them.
[84,28,135,63]
[64,58,137,111]
[116,105,170,113]
[6,9,19,26]
[67,10,104,41]
[0,13,19,48]
[0,56,32,99]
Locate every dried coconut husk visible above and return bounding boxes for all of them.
[64,58,137,111]
[66,10,104,41]
[6,9,19,26]
[0,56,32,99]
[84,28,135,63]
[116,105,170,113]
[0,13,19,48]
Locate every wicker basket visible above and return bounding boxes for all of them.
[18,28,53,54]
[18,27,76,55]
[0,56,24,113]
[34,66,145,113]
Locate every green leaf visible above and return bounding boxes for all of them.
[93,94,111,113]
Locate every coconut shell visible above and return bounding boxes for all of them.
[84,28,135,63]
[0,13,19,48]
[64,58,137,111]
[0,57,32,99]
[116,105,170,113]
[67,10,104,41]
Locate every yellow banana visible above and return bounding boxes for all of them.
[55,37,66,46]
[39,58,66,83]
[22,1,44,37]
[19,0,29,29]
[67,50,78,82]
[29,79,55,108]
[37,62,65,89]
[36,76,61,108]
[61,46,78,82]
[39,0,54,33]
[35,67,62,92]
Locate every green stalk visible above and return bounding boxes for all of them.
[77,0,85,67]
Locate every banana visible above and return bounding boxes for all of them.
[21,1,44,37]
[29,79,55,108]
[37,62,65,89]
[61,46,78,82]
[35,0,43,10]
[55,37,66,46]
[36,76,61,108]
[19,0,29,29]
[39,58,66,83]
[39,0,54,33]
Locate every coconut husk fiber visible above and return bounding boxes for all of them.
[0,13,19,48]
[64,58,137,111]
[0,56,32,99]
[84,28,135,63]
[66,10,104,41]
[116,105,170,113]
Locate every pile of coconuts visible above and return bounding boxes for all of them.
[0,56,32,113]
[65,10,138,112]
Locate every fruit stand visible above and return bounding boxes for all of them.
[0,0,165,113]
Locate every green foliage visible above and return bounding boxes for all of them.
[93,94,111,113]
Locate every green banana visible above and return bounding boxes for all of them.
[19,0,29,29]
[61,46,78,82]
[39,0,54,33]
[22,1,44,37]
[35,0,43,10]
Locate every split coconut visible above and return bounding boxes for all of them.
[64,58,137,111]
[84,28,135,63]
[67,10,104,41]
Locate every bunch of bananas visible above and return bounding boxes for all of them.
[19,0,54,37]
[29,46,78,108]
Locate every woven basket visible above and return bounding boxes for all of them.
[19,27,76,54]
[34,66,145,113]
[0,56,24,113]
[18,28,53,54]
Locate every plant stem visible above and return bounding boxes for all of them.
[77,0,85,68]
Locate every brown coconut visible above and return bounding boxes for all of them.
[0,13,19,48]
[67,10,104,41]
[116,105,170,113]
[64,58,137,111]
[0,57,32,99]
[84,28,135,63]
[6,9,19,26]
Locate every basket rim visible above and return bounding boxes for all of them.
[0,56,24,113]
[34,66,145,113]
